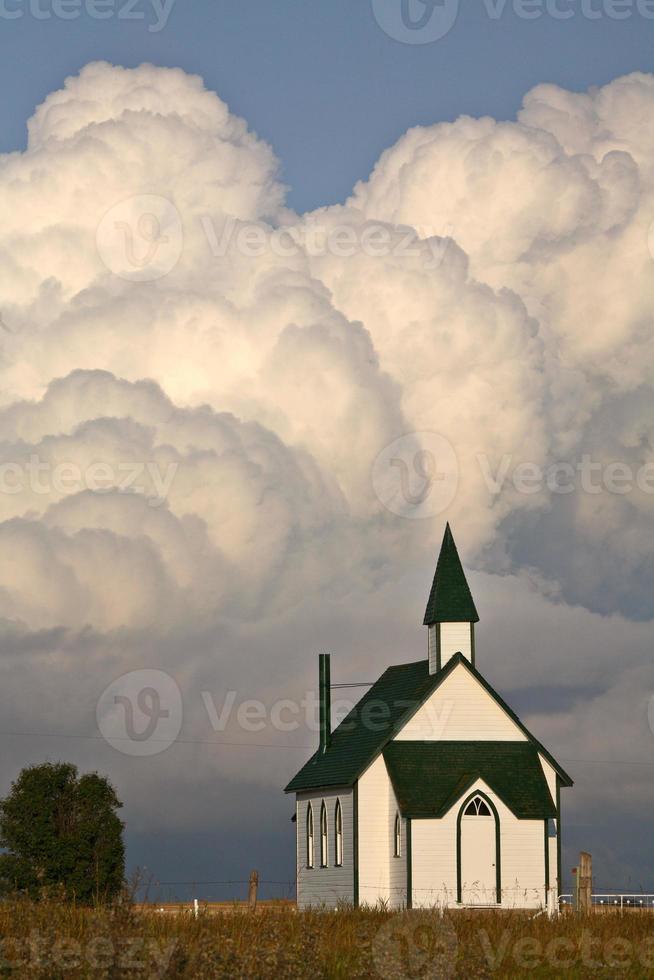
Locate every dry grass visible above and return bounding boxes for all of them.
[0,899,651,977]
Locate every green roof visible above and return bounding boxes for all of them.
[423,523,479,624]
[285,652,573,794]
[285,659,441,793]
[383,741,556,819]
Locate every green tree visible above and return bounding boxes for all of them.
[0,762,125,903]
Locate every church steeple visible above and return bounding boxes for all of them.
[424,524,479,673]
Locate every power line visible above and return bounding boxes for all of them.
[155,880,294,886]
[0,729,652,767]
[560,758,654,768]
[0,730,313,749]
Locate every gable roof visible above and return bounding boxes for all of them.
[424,523,479,624]
[285,658,442,793]
[383,741,557,819]
[285,652,573,793]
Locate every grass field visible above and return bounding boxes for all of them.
[0,899,652,978]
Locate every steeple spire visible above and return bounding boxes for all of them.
[424,524,478,673]
[424,523,479,625]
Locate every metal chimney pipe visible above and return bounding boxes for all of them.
[318,653,331,754]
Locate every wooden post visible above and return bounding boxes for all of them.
[578,852,592,913]
[546,888,557,918]
[248,870,259,910]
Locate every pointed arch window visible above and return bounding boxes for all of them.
[463,795,492,816]
[306,803,314,868]
[320,801,328,867]
[334,799,343,866]
[394,813,402,857]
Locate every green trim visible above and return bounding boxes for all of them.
[556,776,562,896]
[334,798,342,867]
[353,782,359,907]
[456,790,501,905]
[286,652,573,794]
[406,818,412,909]
[470,623,475,668]
[306,801,314,869]
[544,819,550,893]
[319,800,327,867]
[436,623,441,672]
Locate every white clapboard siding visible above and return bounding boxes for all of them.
[482,778,546,909]
[538,753,560,893]
[357,755,407,908]
[395,661,527,741]
[296,789,353,909]
[538,754,557,807]
[440,622,472,666]
[428,625,438,674]
[411,779,546,909]
[411,815,458,908]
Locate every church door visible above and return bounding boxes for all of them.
[459,794,499,905]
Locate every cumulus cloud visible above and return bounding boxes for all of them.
[345,73,654,612]
[0,62,651,884]
[0,369,372,630]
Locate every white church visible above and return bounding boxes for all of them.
[285,525,573,909]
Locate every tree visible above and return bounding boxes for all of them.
[0,762,125,903]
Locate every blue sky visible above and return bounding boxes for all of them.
[2,0,653,210]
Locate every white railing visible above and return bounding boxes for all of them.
[559,893,654,909]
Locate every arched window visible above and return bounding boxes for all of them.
[320,801,328,867]
[306,803,314,868]
[334,799,343,866]
[394,813,402,857]
[463,795,492,816]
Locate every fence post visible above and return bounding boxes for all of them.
[248,870,259,910]
[546,888,557,919]
[578,852,592,913]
